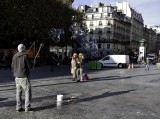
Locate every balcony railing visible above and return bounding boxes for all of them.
[94,16,101,19]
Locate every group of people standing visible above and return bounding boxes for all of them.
[10,43,153,113]
[70,53,85,82]
[128,50,150,71]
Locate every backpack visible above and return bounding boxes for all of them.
[83,73,89,80]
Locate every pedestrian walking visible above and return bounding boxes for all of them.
[145,57,150,71]
[128,50,134,69]
[71,53,78,81]
[76,53,85,82]
[137,55,141,67]
[11,44,32,112]
[49,52,57,71]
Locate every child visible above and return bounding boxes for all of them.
[145,57,150,71]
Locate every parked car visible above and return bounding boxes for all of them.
[98,55,129,68]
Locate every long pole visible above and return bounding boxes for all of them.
[33,43,44,70]
[26,42,35,54]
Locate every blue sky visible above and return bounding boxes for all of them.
[73,0,160,26]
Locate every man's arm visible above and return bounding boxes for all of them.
[24,54,32,77]
[11,56,15,71]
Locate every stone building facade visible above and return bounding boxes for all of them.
[77,2,160,57]
[78,2,134,56]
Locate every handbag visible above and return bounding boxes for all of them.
[71,68,74,74]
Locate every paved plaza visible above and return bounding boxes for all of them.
[0,64,160,119]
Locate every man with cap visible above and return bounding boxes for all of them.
[11,44,32,112]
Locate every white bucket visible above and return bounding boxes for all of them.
[57,94,63,102]
[56,101,62,110]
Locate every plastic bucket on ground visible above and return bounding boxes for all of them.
[57,94,63,102]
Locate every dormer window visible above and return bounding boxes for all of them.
[90,22,94,26]
[96,8,98,12]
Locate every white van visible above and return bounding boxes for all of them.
[98,55,129,68]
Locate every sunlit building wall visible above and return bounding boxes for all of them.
[78,3,131,56]
[116,2,144,51]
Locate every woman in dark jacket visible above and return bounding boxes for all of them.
[128,50,134,69]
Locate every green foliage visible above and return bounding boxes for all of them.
[0,0,81,48]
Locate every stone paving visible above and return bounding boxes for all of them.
[0,64,160,119]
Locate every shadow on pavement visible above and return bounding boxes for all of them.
[90,76,131,81]
[74,89,136,103]
[34,104,56,111]
[0,89,136,111]
[1,72,159,92]
[0,98,8,101]
[0,95,57,108]
[89,72,160,82]
[0,88,15,91]
[24,89,137,112]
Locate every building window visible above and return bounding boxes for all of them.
[98,36,102,42]
[107,28,111,33]
[107,44,110,49]
[98,28,102,33]
[108,21,111,25]
[93,8,98,12]
[90,29,94,34]
[82,22,86,26]
[87,15,92,19]
[98,44,101,49]
[99,21,103,26]
[96,8,98,12]
[107,51,110,54]
[90,22,94,26]
[101,13,103,18]
[92,14,94,19]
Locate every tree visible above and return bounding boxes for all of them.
[0,0,82,48]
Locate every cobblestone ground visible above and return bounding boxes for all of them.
[0,64,160,119]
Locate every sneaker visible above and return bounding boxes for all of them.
[25,108,34,112]
[16,108,24,112]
